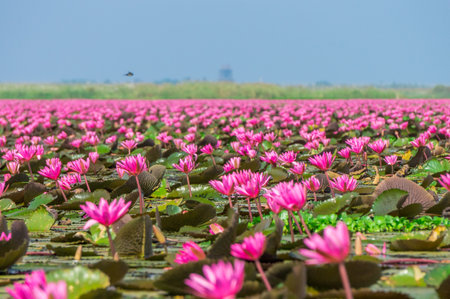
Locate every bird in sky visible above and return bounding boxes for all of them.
[124,72,134,77]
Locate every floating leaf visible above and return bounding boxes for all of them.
[207,212,238,259]
[383,266,426,287]
[114,215,153,258]
[372,189,409,216]
[47,266,110,299]
[306,261,381,290]
[28,193,54,210]
[89,260,129,285]
[0,219,29,270]
[390,232,445,251]
[0,198,16,210]
[160,204,216,232]
[24,206,55,231]
[54,189,110,210]
[424,264,450,288]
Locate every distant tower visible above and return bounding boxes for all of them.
[219,65,233,82]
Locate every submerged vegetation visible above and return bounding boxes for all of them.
[0,99,449,298]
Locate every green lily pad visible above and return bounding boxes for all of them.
[89,260,129,285]
[207,212,238,259]
[160,203,216,232]
[54,189,110,210]
[372,189,409,216]
[114,214,153,258]
[306,261,381,290]
[0,198,16,210]
[28,193,54,210]
[0,219,29,270]
[47,266,110,299]
[424,264,450,288]
[24,206,56,231]
[390,232,445,251]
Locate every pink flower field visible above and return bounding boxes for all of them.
[0,99,450,299]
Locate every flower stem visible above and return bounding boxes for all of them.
[325,171,335,197]
[256,197,263,220]
[84,174,91,192]
[56,182,68,202]
[255,260,272,291]
[297,211,312,238]
[186,174,192,198]
[288,213,295,243]
[289,210,303,235]
[135,175,144,214]
[228,195,233,208]
[313,191,317,202]
[27,161,34,182]
[246,198,253,222]
[106,226,117,257]
[338,262,353,299]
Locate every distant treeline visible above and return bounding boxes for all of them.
[0,82,449,99]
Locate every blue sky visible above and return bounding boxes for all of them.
[0,0,449,85]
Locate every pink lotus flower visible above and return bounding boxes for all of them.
[0,231,12,241]
[309,152,335,196]
[89,151,99,164]
[172,156,195,174]
[67,158,90,175]
[173,156,196,198]
[7,161,20,175]
[185,260,245,299]
[182,144,198,157]
[437,173,450,191]
[120,139,137,155]
[267,181,311,239]
[303,176,321,192]
[299,221,353,299]
[80,197,131,256]
[365,242,386,257]
[6,269,67,299]
[200,144,214,155]
[231,232,265,261]
[208,223,225,235]
[231,232,271,290]
[105,135,117,144]
[299,221,350,264]
[38,158,62,181]
[309,152,335,172]
[279,151,297,165]
[210,174,236,207]
[288,162,306,179]
[368,139,388,154]
[224,157,241,172]
[174,241,206,264]
[330,175,358,193]
[116,154,147,177]
[57,174,81,191]
[338,148,352,161]
[260,150,278,165]
[384,155,398,165]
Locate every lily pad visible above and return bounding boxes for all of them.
[372,189,409,216]
[306,260,381,290]
[0,219,29,270]
[24,206,56,231]
[390,232,445,251]
[47,266,110,299]
[160,203,216,232]
[89,260,129,285]
[54,189,110,210]
[114,214,153,258]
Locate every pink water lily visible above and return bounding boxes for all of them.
[174,241,206,264]
[185,260,245,299]
[6,269,67,299]
[80,197,131,256]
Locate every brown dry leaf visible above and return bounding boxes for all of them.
[372,165,380,185]
[74,245,82,261]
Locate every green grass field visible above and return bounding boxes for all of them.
[0,82,449,99]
